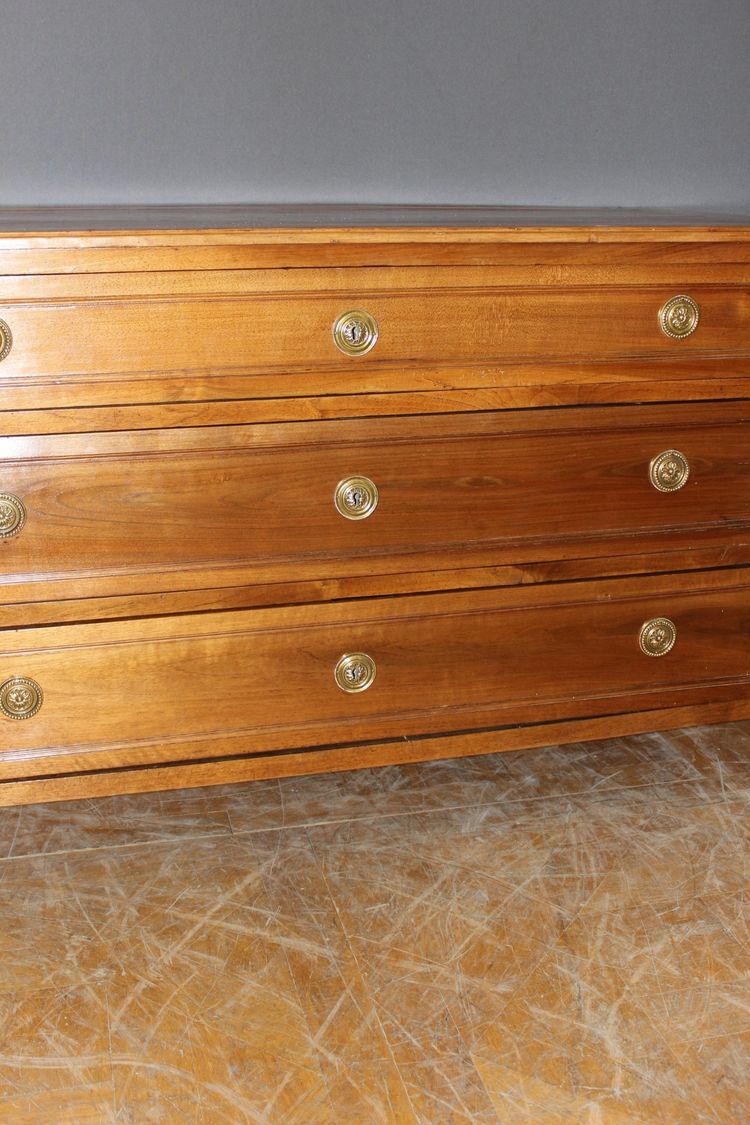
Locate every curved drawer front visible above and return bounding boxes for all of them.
[1,570,748,767]
[0,286,747,394]
[1,405,750,598]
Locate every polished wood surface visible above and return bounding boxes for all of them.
[2,698,750,808]
[1,285,748,414]
[2,207,750,277]
[8,367,750,434]
[5,535,750,632]
[4,286,749,375]
[1,207,749,806]
[2,567,750,781]
[3,402,750,605]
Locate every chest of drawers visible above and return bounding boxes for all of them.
[1,204,749,806]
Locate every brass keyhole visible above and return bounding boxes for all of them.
[334,476,379,520]
[332,310,379,356]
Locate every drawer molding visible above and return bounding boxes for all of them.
[2,205,749,805]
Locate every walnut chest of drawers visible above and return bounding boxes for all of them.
[1,204,749,807]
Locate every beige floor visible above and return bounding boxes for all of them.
[1,725,749,1122]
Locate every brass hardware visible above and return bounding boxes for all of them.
[0,319,11,363]
[659,295,700,339]
[332,310,379,356]
[0,676,43,720]
[334,476,379,520]
[0,493,26,539]
[334,652,377,693]
[649,449,690,492]
[639,617,677,657]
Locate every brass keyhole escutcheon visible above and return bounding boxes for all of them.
[334,652,377,693]
[334,476,379,520]
[332,310,379,356]
[0,676,43,720]
[639,617,677,657]
[649,450,690,492]
[658,295,700,339]
[0,493,26,539]
[0,319,12,363]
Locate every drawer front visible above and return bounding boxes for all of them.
[2,406,750,598]
[1,286,747,391]
[1,571,749,770]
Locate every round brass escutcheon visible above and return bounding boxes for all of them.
[334,475,379,520]
[0,319,11,363]
[649,449,690,492]
[0,493,26,539]
[0,676,43,720]
[659,295,700,339]
[332,310,379,356]
[334,652,377,693]
[639,617,677,658]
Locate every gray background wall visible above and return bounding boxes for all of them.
[0,0,748,207]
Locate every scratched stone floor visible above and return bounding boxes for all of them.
[1,725,750,1122]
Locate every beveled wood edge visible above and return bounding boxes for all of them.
[1,211,750,243]
[0,201,748,235]
[2,262,749,302]
[6,377,750,435]
[3,524,750,608]
[4,561,750,653]
[1,697,747,808]
[4,370,750,423]
[4,242,750,275]
[4,396,750,458]
[4,538,750,629]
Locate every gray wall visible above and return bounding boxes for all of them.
[1,0,748,207]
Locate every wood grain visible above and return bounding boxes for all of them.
[1,695,749,808]
[0,208,748,805]
[1,402,750,604]
[7,369,750,434]
[2,567,750,779]
[2,206,750,276]
[1,288,748,388]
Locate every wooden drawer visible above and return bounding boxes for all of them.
[1,283,748,409]
[1,209,750,807]
[1,402,750,603]
[1,567,749,778]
